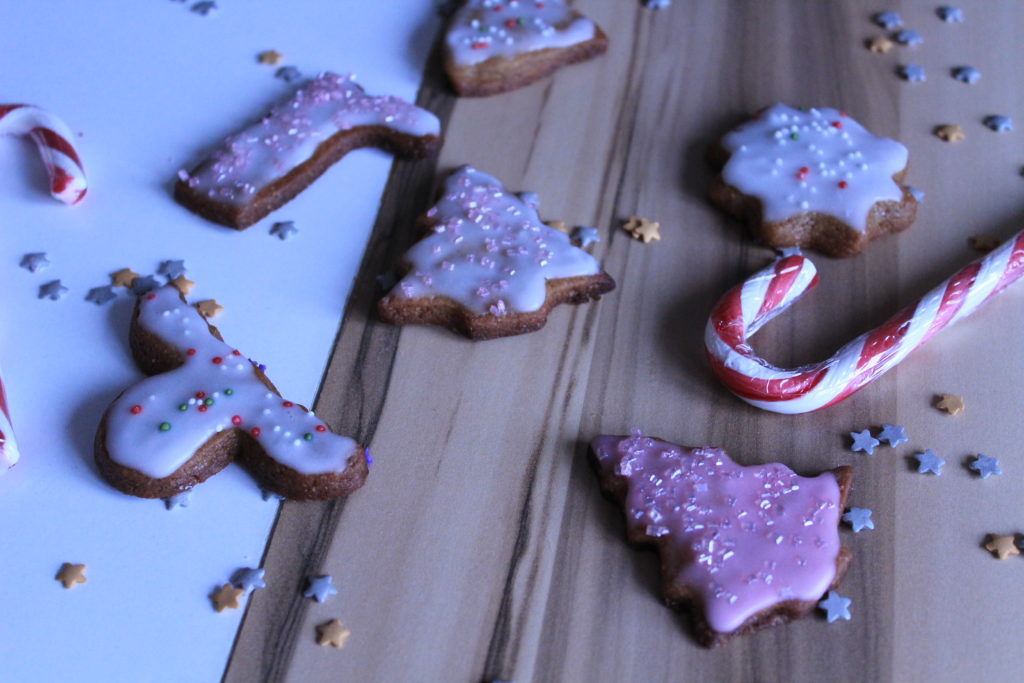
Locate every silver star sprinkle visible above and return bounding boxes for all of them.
[915,449,945,475]
[20,252,50,273]
[270,221,298,240]
[842,507,874,533]
[191,1,217,16]
[261,488,285,502]
[275,66,302,84]
[969,454,1002,479]
[850,429,880,455]
[38,280,68,300]
[85,285,117,306]
[231,567,267,595]
[570,226,601,248]
[158,259,187,280]
[130,275,161,296]
[818,590,852,622]
[952,66,980,84]
[303,575,338,603]
[877,424,908,447]
[898,64,926,82]
[983,115,1013,133]
[162,490,192,510]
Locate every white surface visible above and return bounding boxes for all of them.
[0,2,438,681]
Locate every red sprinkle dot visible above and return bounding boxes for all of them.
[195,391,206,399]
[186,349,197,356]
[840,111,848,117]
[831,121,843,129]
[231,350,241,356]
[492,4,502,9]
[315,425,326,432]
[282,401,293,408]
[838,181,849,189]
[251,427,261,438]
[130,405,142,415]
[146,293,157,300]
[231,415,242,426]
[505,18,516,28]
[796,166,809,180]
[198,405,208,413]
[470,41,487,50]
[212,357,223,365]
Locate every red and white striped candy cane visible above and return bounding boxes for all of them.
[705,232,1024,414]
[0,104,87,205]
[0,365,19,473]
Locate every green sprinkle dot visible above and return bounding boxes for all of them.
[204,398,215,406]
[790,132,798,140]
[224,388,233,396]
[178,404,188,412]
[303,433,314,441]
[159,422,171,432]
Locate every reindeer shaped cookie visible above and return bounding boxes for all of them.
[95,286,368,501]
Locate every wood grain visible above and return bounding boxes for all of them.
[227,2,1024,681]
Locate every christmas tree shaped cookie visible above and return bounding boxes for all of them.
[95,286,369,501]
[591,433,852,647]
[379,166,615,339]
[444,0,609,96]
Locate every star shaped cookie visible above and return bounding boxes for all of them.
[623,216,661,243]
[984,534,1020,560]
[194,299,224,319]
[934,393,964,415]
[111,268,140,288]
[55,562,87,589]
[315,619,351,649]
[210,583,245,612]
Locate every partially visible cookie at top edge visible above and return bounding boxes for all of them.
[174,72,442,230]
[378,165,615,340]
[590,434,853,648]
[443,0,609,97]
[707,104,918,258]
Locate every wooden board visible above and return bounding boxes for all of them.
[226,2,1024,681]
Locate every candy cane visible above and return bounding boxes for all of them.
[705,232,1024,414]
[0,365,20,473]
[0,104,87,204]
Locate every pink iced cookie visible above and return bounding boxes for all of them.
[591,433,852,647]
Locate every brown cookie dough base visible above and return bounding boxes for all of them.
[94,294,368,501]
[378,272,615,340]
[591,443,853,648]
[175,125,442,230]
[708,142,918,257]
[445,27,608,97]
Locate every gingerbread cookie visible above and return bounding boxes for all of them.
[94,286,368,501]
[175,72,442,229]
[591,434,852,647]
[443,1,608,97]
[708,104,918,257]
[378,166,615,339]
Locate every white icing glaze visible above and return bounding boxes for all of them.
[180,72,440,206]
[446,0,596,66]
[721,104,909,231]
[105,286,359,479]
[392,165,601,315]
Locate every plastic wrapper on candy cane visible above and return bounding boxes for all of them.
[0,364,19,472]
[705,232,1024,414]
[0,104,87,204]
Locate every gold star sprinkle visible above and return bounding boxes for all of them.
[984,534,1020,560]
[257,50,284,66]
[55,562,87,589]
[544,220,568,234]
[195,299,224,319]
[623,216,661,244]
[315,619,351,649]
[111,268,140,288]
[210,584,245,612]
[935,124,965,143]
[934,393,965,416]
[866,36,894,53]
[171,274,196,296]
[969,235,1002,253]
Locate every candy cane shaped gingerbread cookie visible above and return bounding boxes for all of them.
[0,104,87,204]
[94,286,368,500]
[175,72,442,229]
[705,231,1024,413]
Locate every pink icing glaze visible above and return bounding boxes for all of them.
[592,434,843,634]
[179,72,440,206]
[390,165,601,315]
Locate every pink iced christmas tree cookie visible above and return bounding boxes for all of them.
[591,433,852,647]
[378,165,615,339]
